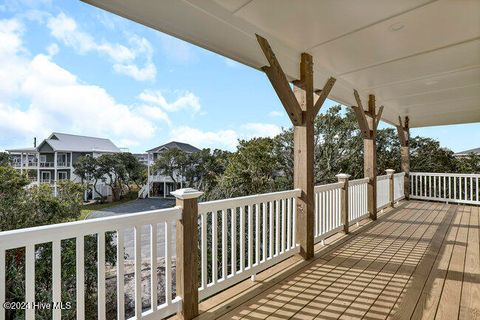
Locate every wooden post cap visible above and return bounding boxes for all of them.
[171,188,203,200]
[335,173,351,181]
[385,169,395,176]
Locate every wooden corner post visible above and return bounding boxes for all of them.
[396,116,410,200]
[172,188,203,319]
[256,34,336,260]
[386,169,395,207]
[336,174,351,234]
[352,91,383,221]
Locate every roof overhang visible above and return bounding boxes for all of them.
[82,0,480,128]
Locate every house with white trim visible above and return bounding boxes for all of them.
[138,141,200,198]
[7,132,121,199]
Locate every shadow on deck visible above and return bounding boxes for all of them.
[190,201,479,320]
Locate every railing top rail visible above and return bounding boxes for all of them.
[0,206,182,250]
[198,189,301,213]
[349,177,369,186]
[377,174,389,181]
[314,181,343,192]
[410,172,480,177]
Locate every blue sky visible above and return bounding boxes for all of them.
[0,0,478,153]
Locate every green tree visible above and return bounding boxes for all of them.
[0,152,10,166]
[410,137,457,173]
[456,153,480,173]
[152,148,190,186]
[74,155,103,198]
[220,138,279,198]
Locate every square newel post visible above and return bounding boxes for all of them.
[171,188,203,320]
[386,169,395,207]
[336,174,351,234]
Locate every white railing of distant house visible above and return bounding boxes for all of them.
[197,189,300,300]
[0,207,182,320]
[410,172,480,205]
[0,171,405,320]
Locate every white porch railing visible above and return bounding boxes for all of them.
[197,189,300,300]
[410,172,479,205]
[314,182,343,243]
[348,178,369,224]
[376,175,390,209]
[0,207,182,320]
[394,172,406,201]
[0,171,407,320]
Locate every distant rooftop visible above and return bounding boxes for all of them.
[455,147,480,156]
[7,132,121,153]
[42,132,121,152]
[146,141,200,153]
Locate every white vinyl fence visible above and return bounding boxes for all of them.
[1,172,407,320]
[0,207,182,320]
[197,189,300,300]
[313,182,343,243]
[394,172,406,201]
[348,178,369,224]
[376,175,390,209]
[410,172,480,205]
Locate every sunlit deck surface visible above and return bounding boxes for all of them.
[194,201,480,320]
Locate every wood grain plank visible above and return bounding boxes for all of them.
[459,205,479,320]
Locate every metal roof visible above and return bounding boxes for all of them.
[38,132,121,152]
[146,141,200,153]
[455,147,480,156]
[83,0,480,128]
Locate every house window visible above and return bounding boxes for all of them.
[40,155,46,163]
[57,153,67,167]
[41,171,51,182]
[58,172,68,180]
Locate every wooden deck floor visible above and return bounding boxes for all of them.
[197,201,480,320]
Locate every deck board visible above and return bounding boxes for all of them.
[196,201,480,320]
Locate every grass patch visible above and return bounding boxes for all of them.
[79,192,137,220]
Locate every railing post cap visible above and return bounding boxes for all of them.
[385,169,395,175]
[171,188,203,200]
[335,173,351,180]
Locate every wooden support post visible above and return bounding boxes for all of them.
[257,34,336,260]
[386,169,395,207]
[336,174,350,234]
[172,188,203,319]
[396,116,410,200]
[352,91,383,220]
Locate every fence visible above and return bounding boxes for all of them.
[0,171,406,320]
[410,172,479,205]
[348,178,369,224]
[376,175,390,209]
[0,207,182,320]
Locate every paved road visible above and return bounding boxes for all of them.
[87,198,177,260]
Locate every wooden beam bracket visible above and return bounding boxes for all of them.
[311,77,336,119]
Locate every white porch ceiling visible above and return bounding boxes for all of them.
[82,0,480,128]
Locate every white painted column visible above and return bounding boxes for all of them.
[163,179,166,198]
[37,152,40,184]
[147,153,151,197]
[54,152,58,196]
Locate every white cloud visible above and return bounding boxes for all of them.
[268,110,284,117]
[241,123,282,138]
[0,18,165,149]
[169,126,238,151]
[158,33,194,64]
[46,43,58,56]
[47,13,156,81]
[139,90,201,113]
[169,122,282,151]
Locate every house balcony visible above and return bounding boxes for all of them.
[0,171,478,319]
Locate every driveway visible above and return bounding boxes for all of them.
[87,198,177,260]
